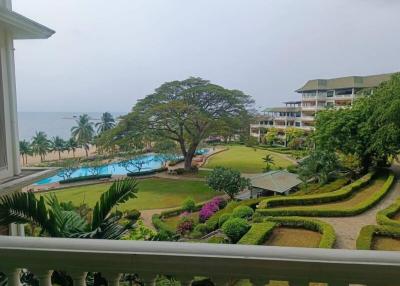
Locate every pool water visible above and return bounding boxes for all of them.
[34,149,209,186]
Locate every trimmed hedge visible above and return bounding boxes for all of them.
[59,174,112,184]
[356,225,400,250]
[257,172,394,217]
[205,198,264,231]
[221,218,250,243]
[376,198,400,228]
[151,214,175,235]
[127,167,167,177]
[237,222,276,245]
[264,216,336,248]
[259,172,374,209]
[232,206,254,219]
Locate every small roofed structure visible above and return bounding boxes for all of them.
[249,170,302,198]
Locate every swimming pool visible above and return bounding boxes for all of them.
[34,149,209,185]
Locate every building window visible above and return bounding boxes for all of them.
[295,122,300,127]
[327,90,334,97]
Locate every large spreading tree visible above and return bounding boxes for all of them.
[102,77,253,170]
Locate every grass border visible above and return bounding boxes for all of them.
[256,171,394,217]
[377,198,400,228]
[356,225,400,250]
[237,216,335,248]
[258,172,374,209]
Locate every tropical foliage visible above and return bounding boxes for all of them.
[51,136,66,160]
[71,114,94,157]
[96,112,116,134]
[0,178,138,239]
[19,140,32,165]
[314,73,400,171]
[31,131,51,162]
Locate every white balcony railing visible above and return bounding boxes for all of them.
[0,236,399,286]
[301,116,315,121]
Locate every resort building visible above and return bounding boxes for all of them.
[250,72,395,141]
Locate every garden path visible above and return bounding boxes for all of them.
[316,163,400,249]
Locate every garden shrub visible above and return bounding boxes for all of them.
[237,222,276,245]
[376,198,400,228]
[176,215,195,235]
[221,218,250,243]
[218,213,232,227]
[124,209,141,221]
[182,197,196,212]
[257,172,394,217]
[205,198,263,231]
[199,200,220,222]
[286,164,299,174]
[356,225,400,250]
[232,206,254,219]
[194,223,208,236]
[259,172,375,209]
[264,216,336,248]
[126,167,167,177]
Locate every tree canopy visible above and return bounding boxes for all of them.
[99,77,253,169]
[314,73,400,171]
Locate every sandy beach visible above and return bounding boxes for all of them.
[21,146,98,166]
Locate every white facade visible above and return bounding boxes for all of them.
[0,0,54,181]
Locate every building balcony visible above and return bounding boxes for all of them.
[301,116,315,121]
[301,106,325,111]
[0,167,58,195]
[250,123,274,129]
[0,236,399,286]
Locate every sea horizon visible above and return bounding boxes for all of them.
[18,111,126,141]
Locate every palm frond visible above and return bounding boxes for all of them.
[47,194,88,237]
[91,178,138,230]
[75,215,131,240]
[0,192,55,235]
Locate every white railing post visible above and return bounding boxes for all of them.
[4,268,21,286]
[69,271,87,286]
[33,269,53,286]
[103,272,122,286]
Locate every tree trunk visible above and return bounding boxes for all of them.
[85,148,89,157]
[184,144,198,171]
[58,151,61,160]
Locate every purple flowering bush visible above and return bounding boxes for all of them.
[199,197,225,223]
[176,212,195,235]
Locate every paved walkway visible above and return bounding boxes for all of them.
[316,164,400,249]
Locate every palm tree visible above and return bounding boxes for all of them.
[262,154,275,172]
[51,136,66,160]
[31,131,51,162]
[96,112,116,134]
[71,114,94,157]
[66,137,78,157]
[0,178,138,239]
[19,140,32,165]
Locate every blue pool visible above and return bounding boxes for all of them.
[34,149,209,186]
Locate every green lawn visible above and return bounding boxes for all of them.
[163,212,199,230]
[40,178,221,211]
[205,146,293,173]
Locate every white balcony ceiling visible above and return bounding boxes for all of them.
[0,7,54,39]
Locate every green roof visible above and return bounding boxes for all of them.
[250,170,302,193]
[296,72,397,92]
[263,107,301,113]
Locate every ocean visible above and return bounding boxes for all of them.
[18,112,125,141]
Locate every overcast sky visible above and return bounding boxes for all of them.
[13,0,400,113]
